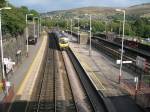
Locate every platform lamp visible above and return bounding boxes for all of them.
[116,20,122,37]
[105,21,107,35]
[37,17,40,38]
[33,17,39,44]
[85,14,92,56]
[89,14,92,56]
[33,17,38,37]
[116,9,126,84]
[0,7,12,95]
[74,17,80,44]
[70,19,73,41]
[26,13,34,57]
[39,17,42,35]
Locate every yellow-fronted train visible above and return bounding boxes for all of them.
[53,31,69,50]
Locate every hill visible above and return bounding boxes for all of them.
[42,3,150,18]
[126,3,150,17]
[43,7,116,18]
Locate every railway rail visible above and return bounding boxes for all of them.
[92,37,150,74]
[93,36,150,63]
[66,48,114,112]
[65,30,150,63]
[26,34,56,112]
[65,30,150,74]
[27,33,111,112]
[26,33,77,112]
[8,32,112,112]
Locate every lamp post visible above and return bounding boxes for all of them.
[89,14,92,56]
[105,21,107,35]
[85,14,92,56]
[66,19,69,30]
[39,17,41,35]
[33,17,39,39]
[26,14,33,57]
[71,19,72,40]
[77,18,80,44]
[74,17,80,43]
[38,17,40,38]
[116,20,122,37]
[0,7,11,94]
[119,20,121,37]
[116,9,126,83]
[56,15,60,29]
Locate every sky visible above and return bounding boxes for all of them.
[9,0,150,12]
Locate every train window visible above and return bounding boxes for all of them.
[59,38,68,44]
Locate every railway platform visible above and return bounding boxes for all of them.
[0,31,48,112]
[67,33,145,112]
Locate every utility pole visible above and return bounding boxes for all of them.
[26,14,33,57]
[0,7,12,95]
[71,19,72,40]
[116,9,126,84]
[78,18,80,44]
[89,14,92,56]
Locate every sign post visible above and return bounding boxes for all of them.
[134,76,139,101]
[116,59,132,83]
[136,56,146,89]
[136,56,146,70]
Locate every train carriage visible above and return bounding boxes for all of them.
[54,31,69,50]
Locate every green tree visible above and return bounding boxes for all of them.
[1,4,39,37]
[143,25,150,38]
[92,20,105,33]
[0,0,6,8]
[133,18,150,38]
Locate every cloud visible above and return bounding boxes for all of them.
[12,0,51,5]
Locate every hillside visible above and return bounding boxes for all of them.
[42,3,150,18]
[66,7,116,15]
[43,7,116,18]
[126,3,150,17]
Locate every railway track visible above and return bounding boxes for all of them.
[27,32,111,112]
[66,48,112,112]
[91,38,150,74]
[26,34,56,112]
[93,37,150,66]
[9,32,112,112]
[26,33,77,112]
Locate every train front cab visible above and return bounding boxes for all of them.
[59,37,69,50]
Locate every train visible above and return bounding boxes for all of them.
[93,33,139,48]
[53,31,69,50]
[113,37,139,48]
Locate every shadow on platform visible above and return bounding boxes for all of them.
[1,99,76,112]
[105,93,148,112]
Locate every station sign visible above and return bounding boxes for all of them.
[116,60,132,64]
[134,77,138,83]
[136,56,146,69]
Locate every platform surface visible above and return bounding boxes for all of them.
[67,33,144,112]
[0,33,44,101]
